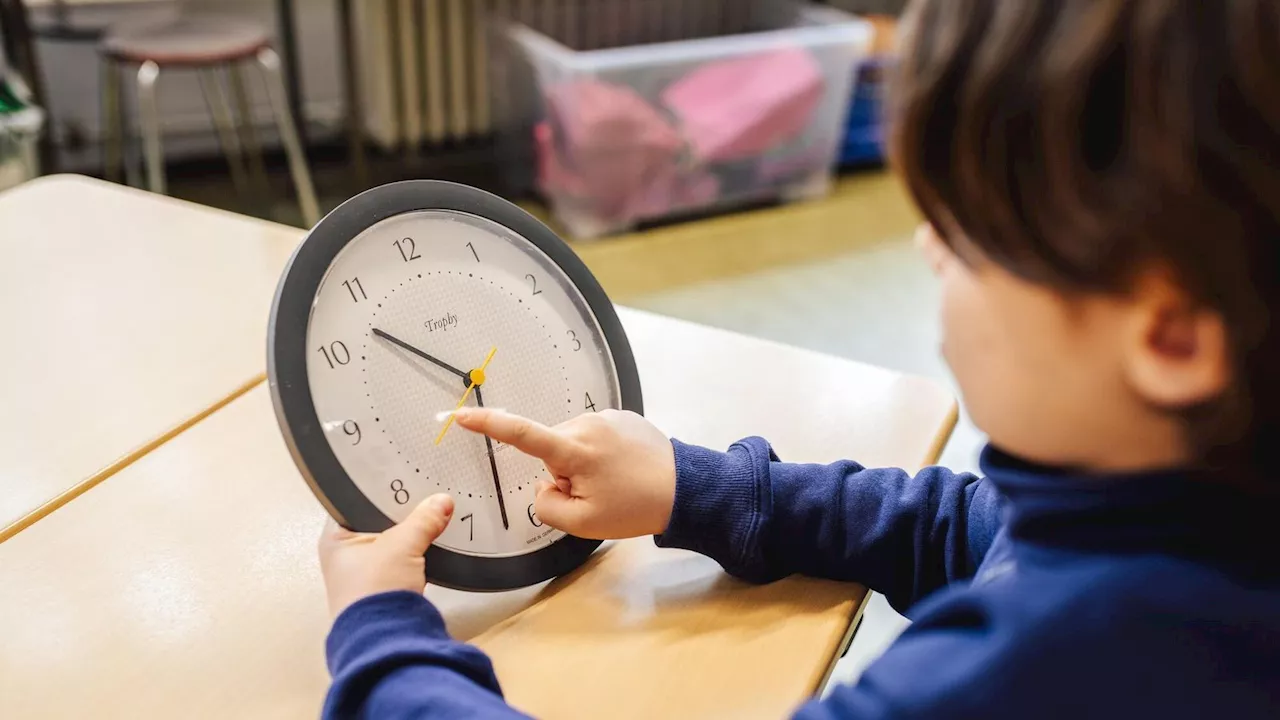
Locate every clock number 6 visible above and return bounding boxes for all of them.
[527,503,543,528]
[317,341,351,369]
[390,479,410,505]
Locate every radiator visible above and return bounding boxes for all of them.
[353,0,794,150]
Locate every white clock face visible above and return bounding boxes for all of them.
[306,210,621,557]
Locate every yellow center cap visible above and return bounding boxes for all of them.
[469,368,486,386]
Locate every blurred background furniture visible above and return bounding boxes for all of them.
[0,0,51,168]
[1,0,906,228]
[492,3,870,238]
[0,19,45,190]
[100,13,318,224]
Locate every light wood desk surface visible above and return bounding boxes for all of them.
[0,303,955,719]
[0,175,299,540]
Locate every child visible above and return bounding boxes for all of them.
[317,0,1280,716]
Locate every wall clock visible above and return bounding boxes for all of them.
[268,180,642,591]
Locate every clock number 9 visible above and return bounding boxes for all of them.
[342,419,361,445]
[317,341,351,369]
[527,503,543,528]
[390,479,410,505]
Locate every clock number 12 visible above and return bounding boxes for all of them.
[393,237,421,262]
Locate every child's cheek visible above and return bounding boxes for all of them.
[936,262,1003,429]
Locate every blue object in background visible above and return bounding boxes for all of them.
[840,57,892,166]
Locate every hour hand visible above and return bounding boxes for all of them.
[371,328,468,380]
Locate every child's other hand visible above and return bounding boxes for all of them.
[453,408,675,540]
[317,494,454,620]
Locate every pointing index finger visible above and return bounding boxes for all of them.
[453,408,572,464]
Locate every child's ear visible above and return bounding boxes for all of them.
[1122,269,1229,409]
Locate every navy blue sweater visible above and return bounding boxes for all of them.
[325,438,1280,718]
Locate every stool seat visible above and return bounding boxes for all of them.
[103,17,270,67]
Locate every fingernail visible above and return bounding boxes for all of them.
[428,494,453,516]
[453,408,472,422]
[535,480,554,494]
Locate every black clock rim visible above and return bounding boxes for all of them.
[267,180,642,592]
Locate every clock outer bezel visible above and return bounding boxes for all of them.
[267,180,642,592]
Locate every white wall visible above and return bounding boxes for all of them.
[27,0,347,170]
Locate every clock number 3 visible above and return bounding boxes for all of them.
[390,479,410,505]
[567,330,581,352]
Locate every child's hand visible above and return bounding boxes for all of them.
[453,408,676,540]
[317,494,454,620]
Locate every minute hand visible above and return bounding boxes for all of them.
[371,328,468,380]
[473,385,509,529]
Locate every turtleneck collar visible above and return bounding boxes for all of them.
[979,446,1277,583]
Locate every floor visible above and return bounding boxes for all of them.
[170,163,987,693]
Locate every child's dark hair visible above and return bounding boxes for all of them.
[889,0,1280,485]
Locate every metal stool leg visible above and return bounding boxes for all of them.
[256,47,319,226]
[198,67,250,200]
[228,62,271,201]
[136,60,165,195]
[100,58,123,183]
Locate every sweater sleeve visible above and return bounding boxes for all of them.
[324,591,531,720]
[655,437,1003,613]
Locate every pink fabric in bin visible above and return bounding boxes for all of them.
[543,80,683,217]
[662,48,825,163]
[535,120,720,224]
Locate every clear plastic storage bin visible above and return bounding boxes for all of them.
[497,4,872,239]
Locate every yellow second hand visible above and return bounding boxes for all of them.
[434,346,497,445]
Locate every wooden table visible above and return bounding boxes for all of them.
[0,175,298,540]
[0,306,954,719]
[0,176,956,718]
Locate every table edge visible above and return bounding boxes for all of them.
[805,396,959,695]
[0,375,265,544]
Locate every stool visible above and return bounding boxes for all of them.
[100,16,319,226]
